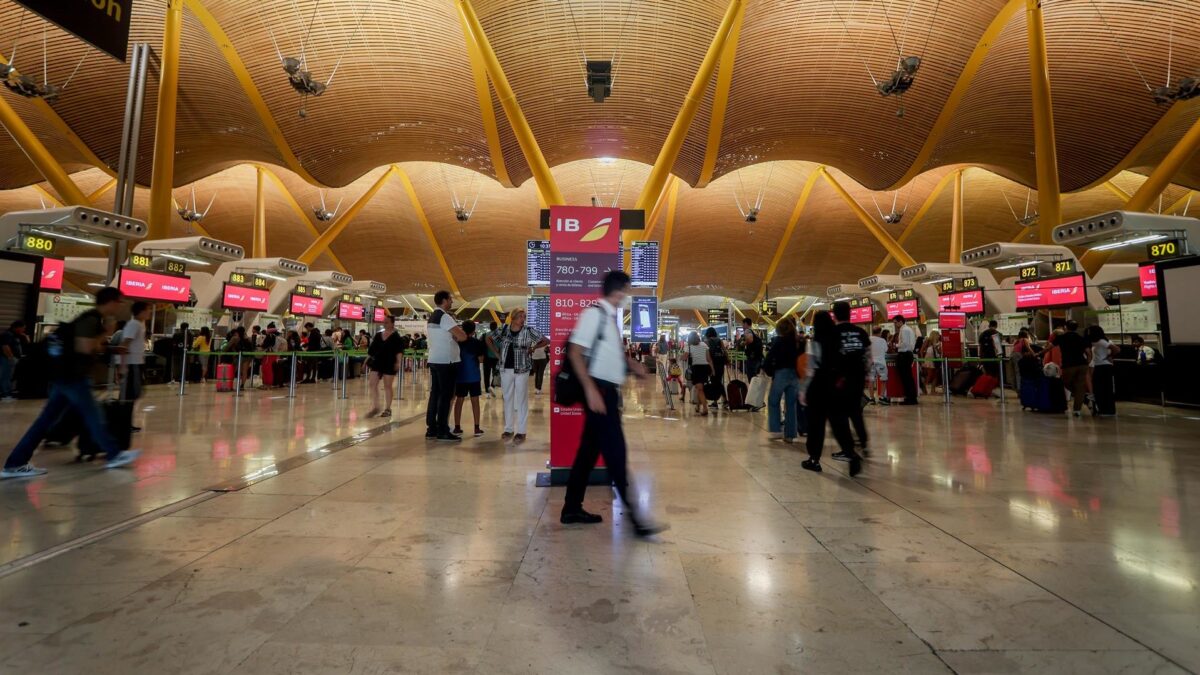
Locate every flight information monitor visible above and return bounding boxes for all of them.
[373,306,389,323]
[338,302,365,320]
[222,284,270,311]
[885,299,919,320]
[526,240,551,286]
[1015,274,1087,309]
[939,312,967,330]
[1139,263,1158,299]
[117,268,191,304]
[937,290,985,315]
[527,294,550,337]
[630,241,660,287]
[290,293,324,316]
[850,304,874,324]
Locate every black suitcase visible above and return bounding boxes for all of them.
[45,408,82,447]
[949,366,980,396]
[704,381,724,401]
[77,399,133,461]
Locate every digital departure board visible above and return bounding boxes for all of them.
[527,294,550,336]
[527,240,551,286]
[630,241,660,288]
[1015,274,1087,309]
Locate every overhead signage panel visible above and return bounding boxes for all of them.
[14,0,132,62]
[222,284,270,312]
[1014,274,1087,309]
[118,267,190,303]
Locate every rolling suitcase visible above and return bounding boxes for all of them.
[969,374,1000,399]
[704,381,724,402]
[746,375,770,410]
[726,379,748,410]
[949,367,980,396]
[76,399,133,461]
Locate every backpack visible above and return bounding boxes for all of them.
[46,311,92,381]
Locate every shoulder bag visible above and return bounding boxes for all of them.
[554,306,605,406]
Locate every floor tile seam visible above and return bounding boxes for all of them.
[817,463,1199,673]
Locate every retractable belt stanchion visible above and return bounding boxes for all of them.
[341,353,349,400]
[288,352,298,398]
[998,358,1006,404]
[331,353,340,393]
[942,358,951,405]
[234,352,243,397]
[178,347,187,396]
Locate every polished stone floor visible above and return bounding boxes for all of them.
[1,376,1197,674]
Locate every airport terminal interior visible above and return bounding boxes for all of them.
[1,0,1199,672]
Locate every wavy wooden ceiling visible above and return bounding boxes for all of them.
[1,0,1198,301]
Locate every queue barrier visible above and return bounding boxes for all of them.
[912,356,1010,405]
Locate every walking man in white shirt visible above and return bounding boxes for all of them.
[425,290,467,441]
[120,301,150,432]
[560,271,666,537]
[892,315,918,405]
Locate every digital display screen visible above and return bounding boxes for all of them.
[527,294,550,337]
[885,299,919,320]
[937,290,985,315]
[631,241,660,288]
[939,312,967,330]
[290,293,324,316]
[1015,273,1087,309]
[118,268,191,303]
[373,306,389,323]
[221,284,270,311]
[526,240,550,287]
[631,296,657,343]
[850,304,874,324]
[39,257,64,291]
[337,302,365,320]
[1139,263,1158,299]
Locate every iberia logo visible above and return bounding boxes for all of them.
[549,206,620,252]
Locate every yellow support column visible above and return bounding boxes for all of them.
[87,178,118,204]
[457,0,563,206]
[818,167,916,268]
[756,170,821,303]
[636,0,743,212]
[0,96,89,205]
[148,0,185,239]
[298,167,397,265]
[1026,0,1062,243]
[949,169,965,263]
[253,166,267,258]
[874,170,958,273]
[396,166,463,299]
[696,1,746,187]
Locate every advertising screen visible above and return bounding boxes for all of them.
[526,240,551,286]
[1139,263,1158,299]
[1015,273,1087,309]
[39,257,64,291]
[631,296,657,343]
[117,268,191,303]
[939,312,967,330]
[373,306,389,323]
[337,302,365,320]
[885,299,919,320]
[290,293,323,316]
[221,283,270,311]
[849,304,874,324]
[937,290,985,315]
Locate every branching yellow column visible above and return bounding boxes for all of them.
[756,170,821,303]
[0,96,89,205]
[818,168,916,268]
[636,0,744,211]
[949,169,965,263]
[874,170,958,273]
[656,180,682,302]
[148,0,185,239]
[396,166,463,299]
[457,0,563,206]
[1026,0,1062,243]
[253,166,267,258]
[298,167,397,265]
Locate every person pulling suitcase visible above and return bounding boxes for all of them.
[2,287,140,479]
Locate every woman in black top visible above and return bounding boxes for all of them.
[366,324,404,418]
[704,327,727,406]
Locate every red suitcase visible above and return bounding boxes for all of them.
[970,374,999,399]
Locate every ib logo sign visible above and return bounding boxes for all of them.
[550,206,619,252]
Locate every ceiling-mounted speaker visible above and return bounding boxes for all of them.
[586,60,612,103]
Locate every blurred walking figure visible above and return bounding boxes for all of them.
[561,271,666,537]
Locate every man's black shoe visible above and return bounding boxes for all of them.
[436,433,462,442]
[632,519,669,537]
[560,509,603,524]
[849,456,863,477]
[801,459,822,473]
[425,430,437,439]
[831,451,852,463]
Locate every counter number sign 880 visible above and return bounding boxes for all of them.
[21,233,56,254]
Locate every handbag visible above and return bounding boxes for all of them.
[554,306,605,406]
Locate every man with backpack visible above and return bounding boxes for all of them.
[2,287,140,478]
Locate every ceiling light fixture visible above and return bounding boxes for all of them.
[30,228,110,248]
[158,252,210,266]
[1091,234,1168,252]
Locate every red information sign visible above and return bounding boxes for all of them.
[338,302,365,320]
[1015,274,1087,309]
[222,284,270,311]
[290,294,323,316]
[549,205,620,473]
[849,305,874,324]
[118,268,191,303]
[885,299,919,320]
[939,312,967,330]
[1139,263,1158,299]
[39,257,64,291]
[373,306,389,323]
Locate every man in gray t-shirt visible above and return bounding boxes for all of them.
[425,290,466,441]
